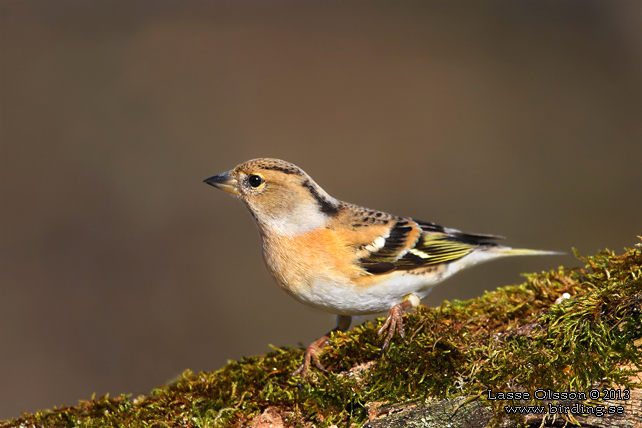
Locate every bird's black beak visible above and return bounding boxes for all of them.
[203,171,240,195]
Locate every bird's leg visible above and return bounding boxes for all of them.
[378,294,420,352]
[293,315,351,377]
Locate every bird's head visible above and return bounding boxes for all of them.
[204,158,341,236]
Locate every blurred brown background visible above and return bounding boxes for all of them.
[1,0,641,420]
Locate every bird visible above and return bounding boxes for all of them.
[204,158,561,377]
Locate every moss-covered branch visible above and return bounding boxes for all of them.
[3,241,642,428]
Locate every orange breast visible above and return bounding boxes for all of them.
[259,228,364,292]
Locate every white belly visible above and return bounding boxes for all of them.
[288,270,448,315]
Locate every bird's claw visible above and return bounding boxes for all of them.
[292,341,327,377]
[378,304,406,352]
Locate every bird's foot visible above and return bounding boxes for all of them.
[378,305,405,352]
[292,338,328,378]
[378,294,420,352]
[292,316,351,378]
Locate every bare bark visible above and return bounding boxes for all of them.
[364,387,642,428]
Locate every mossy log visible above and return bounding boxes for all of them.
[3,242,642,428]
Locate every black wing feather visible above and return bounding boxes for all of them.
[359,218,500,274]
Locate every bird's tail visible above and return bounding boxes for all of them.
[495,247,565,257]
[438,244,564,278]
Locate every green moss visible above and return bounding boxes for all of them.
[3,242,641,428]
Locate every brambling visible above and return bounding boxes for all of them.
[204,158,560,377]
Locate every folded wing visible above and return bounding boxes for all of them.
[359,218,503,274]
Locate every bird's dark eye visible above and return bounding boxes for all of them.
[248,174,264,188]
